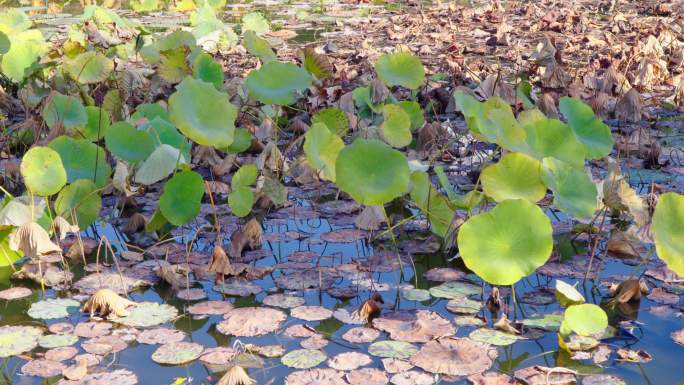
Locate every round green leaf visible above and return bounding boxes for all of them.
[223,127,252,154]
[113,302,178,327]
[28,298,80,320]
[368,341,418,359]
[555,279,585,307]
[335,138,410,206]
[311,107,349,137]
[375,52,425,89]
[457,199,553,285]
[232,164,258,187]
[523,118,586,168]
[469,328,519,346]
[559,97,614,160]
[42,94,88,131]
[130,0,160,12]
[428,281,481,299]
[55,179,102,229]
[381,104,412,148]
[168,76,237,148]
[160,170,204,226]
[242,12,269,34]
[20,146,67,196]
[397,100,424,131]
[192,52,223,89]
[245,61,312,105]
[80,106,110,141]
[652,192,684,277]
[541,157,597,219]
[304,122,344,181]
[402,288,431,302]
[131,103,169,123]
[481,152,546,203]
[0,325,42,358]
[228,186,253,218]
[38,333,78,348]
[134,144,185,185]
[105,121,156,162]
[409,171,454,238]
[49,136,111,188]
[281,349,326,369]
[243,30,276,63]
[563,304,607,336]
[521,314,563,331]
[64,51,114,84]
[1,29,46,82]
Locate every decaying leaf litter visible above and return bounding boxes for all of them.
[0,0,683,384]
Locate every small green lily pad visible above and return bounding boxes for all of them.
[368,341,418,359]
[402,288,431,302]
[151,342,203,365]
[28,298,80,320]
[521,314,563,332]
[469,328,519,346]
[38,333,78,348]
[113,302,178,328]
[428,281,481,299]
[445,296,482,314]
[0,325,43,357]
[281,349,326,369]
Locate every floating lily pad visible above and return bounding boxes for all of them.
[217,307,286,336]
[428,281,480,299]
[562,304,607,337]
[263,294,305,309]
[402,288,430,302]
[390,370,435,385]
[74,272,148,295]
[55,368,138,385]
[213,279,262,296]
[0,286,32,300]
[21,358,66,378]
[410,337,497,376]
[373,310,455,343]
[137,328,185,344]
[38,334,78,348]
[188,300,234,315]
[582,374,627,385]
[44,346,78,362]
[0,325,43,357]
[469,328,519,346]
[291,305,333,321]
[28,298,80,320]
[113,302,178,328]
[282,349,326,369]
[328,351,372,371]
[368,341,418,359]
[521,314,563,331]
[284,368,347,385]
[446,297,482,314]
[151,342,203,365]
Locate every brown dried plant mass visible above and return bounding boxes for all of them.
[82,288,137,319]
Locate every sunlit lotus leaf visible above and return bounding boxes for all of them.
[559,97,614,160]
[373,310,455,343]
[0,32,9,54]
[457,199,553,285]
[481,152,545,203]
[285,368,348,385]
[0,9,31,33]
[193,52,224,89]
[1,29,46,82]
[105,121,156,162]
[410,171,454,237]
[242,12,269,34]
[487,107,528,152]
[396,100,424,131]
[243,30,276,63]
[453,92,511,143]
[135,144,186,185]
[0,325,42,357]
[336,139,410,205]
[428,280,480,299]
[64,51,114,84]
[55,369,138,385]
[368,341,418,359]
[390,371,435,385]
[311,107,348,137]
[523,118,586,168]
[28,298,80,320]
[246,61,312,105]
[554,279,585,307]
[38,334,78,349]
[80,106,110,141]
[375,52,425,89]
[43,94,87,131]
[282,349,326,369]
[221,127,251,154]
[151,342,203,365]
[49,137,111,188]
[402,288,430,302]
[411,337,497,376]
[469,328,519,346]
[20,146,67,196]
[562,304,607,337]
[652,192,684,277]
[228,186,254,218]
[445,296,482,314]
[74,272,148,295]
[262,294,305,309]
[113,302,178,327]
[130,0,160,12]
[143,117,191,160]
[304,122,344,181]
[54,179,102,229]
[380,104,412,148]
[342,327,380,344]
[541,157,598,218]
[291,305,333,321]
[217,307,285,336]
[328,352,372,371]
[131,103,169,123]
[521,314,563,331]
[159,48,191,83]
[160,170,204,226]
[169,76,237,148]
[213,279,262,296]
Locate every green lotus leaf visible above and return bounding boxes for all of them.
[190,4,226,39]
[135,144,186,185]
[0,9,31,33]
[160,170,204,226]
[49,137,111,188]
[335,139,410,206]
[409,171,454,237]
[130,0,160,12]
[469,328,519,346]
[518,108,546,127]
[555,279,585,307]
[43,94,88,131]
[113,302,179,327]
[0,325,43,358]
[521,314,563,331]
[481,152,546,203]
[1,29,46,82]
[0,32,9,55]
[223,127,252,154]
[28,298,80,320]
[79,106,110,141]
[262,174,287,206]
[281,349,326,369]
[396,100,424,131]
[143,117,191,161]
[242,12,269,34]
[64,51,114,84]
[454,92,513,144]
[368,340,418,359]
[402,288,431,302]
[228,186,253,218]
[311,107,348,137]
[428,281,481,299]
[523,118,585,168]
[130,103,169,123]
[562,304,607,337]
[457,199,553,285]
[445,296,482,314]
[541,157,597,219]
[152,342,203,365]
[652,192,684,277]
[488,107,528,152]
[559,97,614,160]
[243,30,276,63]
[169,76,237,148]
[105,122,156,163]
[380,104,412,148]
[20,146,67,196]
[375,52,425,89]
[0,228,23,266]
[55,179,102,229]
[192,52,223,89]
[38,333,79,348]
[158,47,191,84]
[246,61,312,106]
[304,122,344,181]
[232,164,258,187]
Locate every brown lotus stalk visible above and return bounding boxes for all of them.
[82,288,137,319]
[216,365,255,385]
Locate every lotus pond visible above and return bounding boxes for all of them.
[1,0,684,385]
